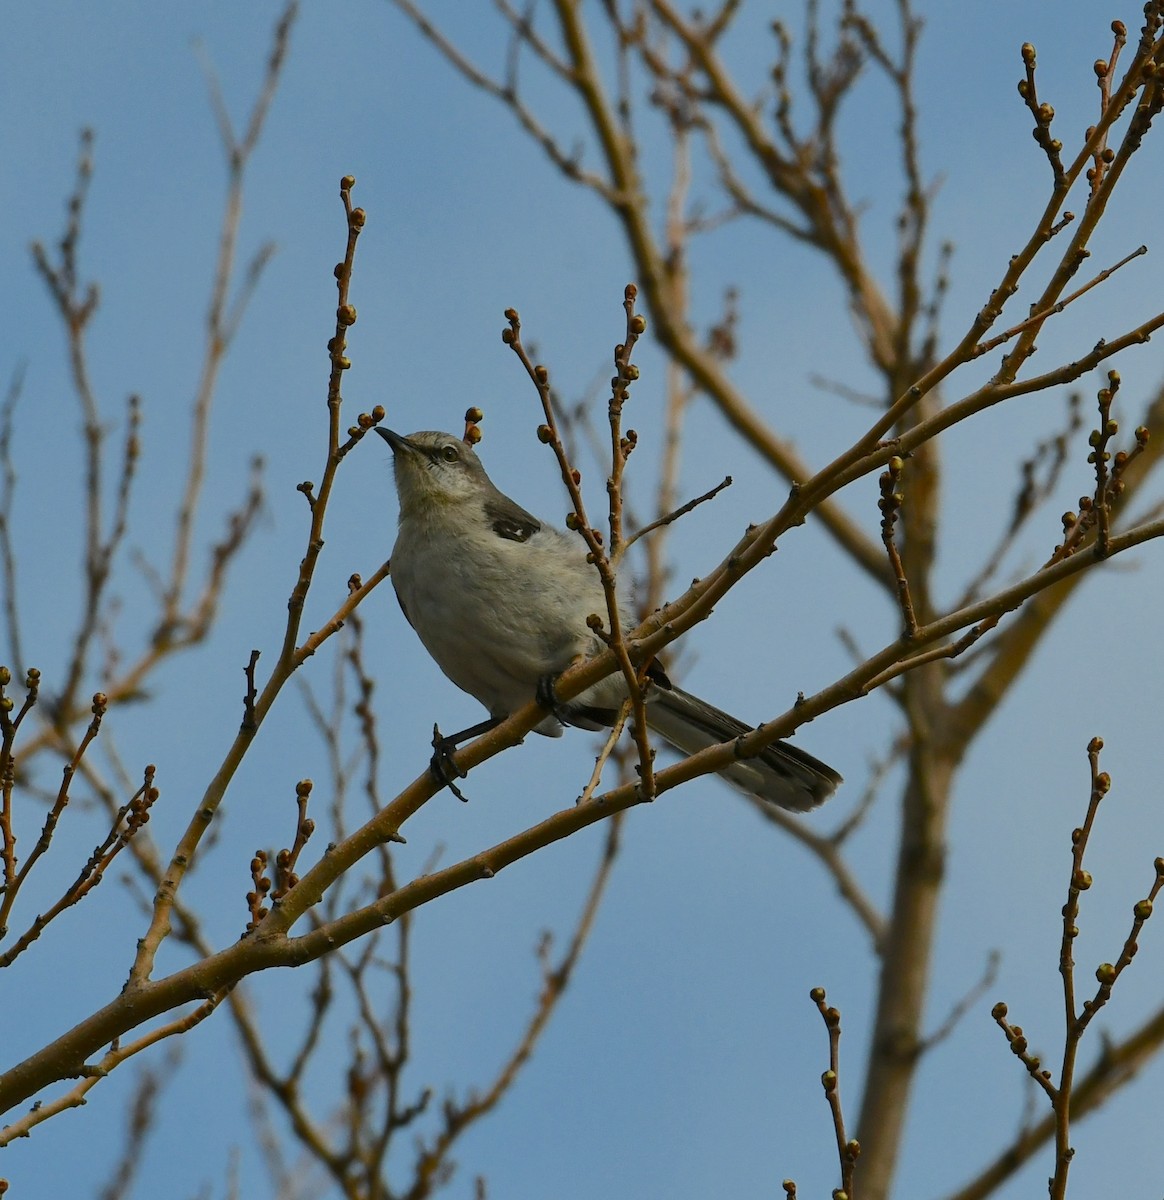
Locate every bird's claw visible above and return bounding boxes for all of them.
[535,672,573,725]
[430,724,470,802]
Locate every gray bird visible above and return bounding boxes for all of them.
[377,427,841,811]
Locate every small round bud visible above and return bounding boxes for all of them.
[845,1139,860,1159]
[1095,772,1110,794]
[1073,869,1093,891]
[630,314,647,336]
[1038,102,1054,124]
[888,455,904,473]
[296,779,313,797]
[1095,962,1117,985]
[820,1069,837,1093]
[1094,58,1108,77]
[333,263,345,280]
[92,692,107,711]
[1088,736,1103,753]
[565,512,581,530]
[534,365,549,384]
[350,207,366,228]
[371,405,386,421]
[340,174,356,191]
[0,697,13,712]
[501,327,515,344]
[504,307,518,321]
[337,304,357,326]
[0,666,10,685]
[624,282,638,301]
[465,406,484,423]
[809,986,826,1003]
[991,1001,1008,1020]
[1134,898,1153,920]
[536,424,553,444]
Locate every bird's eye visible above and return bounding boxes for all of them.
[440,444,460,463]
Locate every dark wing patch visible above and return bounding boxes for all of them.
[485,497,541,543]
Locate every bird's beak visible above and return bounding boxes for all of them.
[375,427,413,456]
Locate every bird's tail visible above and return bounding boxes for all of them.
[644,685,841,813]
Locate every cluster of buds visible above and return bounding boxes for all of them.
[273,779,316,900]
[247,849,271,931]
[0,666,40,735]
[126,764,159,838]
[348,404,387,441]
[1055,373,1150,559]
[1017,41,1065,180]
[877,456,905,539]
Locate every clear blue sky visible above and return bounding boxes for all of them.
[2,3,1164,1198]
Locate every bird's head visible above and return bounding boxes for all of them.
[375,428,491,515]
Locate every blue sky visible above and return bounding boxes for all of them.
[3,3,1164,1198]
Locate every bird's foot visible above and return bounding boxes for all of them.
[535,671,574,726]
[430,724,470,803]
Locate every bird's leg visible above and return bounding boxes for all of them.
[430,717,501,802]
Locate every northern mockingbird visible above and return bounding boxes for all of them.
[377,427,841,811]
